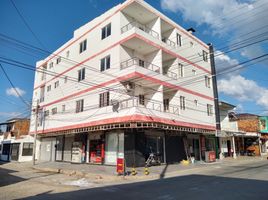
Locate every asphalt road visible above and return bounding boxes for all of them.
[0,159,268,200]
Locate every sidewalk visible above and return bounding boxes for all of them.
[32,156,266,181]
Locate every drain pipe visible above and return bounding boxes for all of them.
[208,43,221,131]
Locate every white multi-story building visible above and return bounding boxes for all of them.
[30,0,217,166]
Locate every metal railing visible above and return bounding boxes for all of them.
[162,37,176,48]
[121,21,159,39]
[163,71,178,80]
[120,57,160,73]
[119,97,180,115]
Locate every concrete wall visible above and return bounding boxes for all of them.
[30,0,216,134]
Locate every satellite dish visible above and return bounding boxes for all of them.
[111,100,119,112]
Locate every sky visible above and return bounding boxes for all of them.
[0,0,268,122]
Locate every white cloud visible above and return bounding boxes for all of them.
[218,75,268,109]
[6,87,26,98]
[161,0,268,60]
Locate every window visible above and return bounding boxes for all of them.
[205,75,211,88]
[176,33,182,46]
[54,81,59,88]
[207,104,213,116]
[178,63,184,77]
[22,143,33,156]
[47,85,51,92]
[100,55,110,71]
[101,23,111,40]
[76,99,84,113]
[66,50,70,58]
[78,68,85,81]
[44,110,49,117]
[192,69,196,75]
[62,105,66,112]
[52,107,57,115]
[139,94,145,105]
[203,50,208,62]
[56,57,61,64]
[49,62,53,69]
[99,92,110,107]
[41,65,47,81]
[180,96,186,110]
[40,86,45,103]
[194,100,198,106]
[79,39,87,53]
[164,98,169,111]
[64,76,68,83]
[138,59,145,67]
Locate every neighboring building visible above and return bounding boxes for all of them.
[30,0,217,166]
[236,114,261,156]
[218,101,241,159]
[258,116,268,154]
[0,118,33,162]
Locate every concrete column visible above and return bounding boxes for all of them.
[86,134,90,163]
[232,136,237,159]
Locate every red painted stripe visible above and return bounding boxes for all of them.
[40,70,213,109]
[29,114,216,134]
[135,72,214,101]
[40,72,137,108]
[34,32,210,90]
[134,34,211,74]
[134,1,209,50]
[36,0,135,69]
[34,34,137,90]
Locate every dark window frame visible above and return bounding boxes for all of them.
[99,92,110,107]
[79,39,87,54]
[78,68,86,82]
[101,23,111,40]
[22,143,33,156]
[100,55,111,72]
[76,99,84,113]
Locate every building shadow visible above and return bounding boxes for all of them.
[17,174,268,200]
[0,166,25,187]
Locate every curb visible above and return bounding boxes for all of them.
[32,157,266,181]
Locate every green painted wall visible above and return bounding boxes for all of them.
[259,116,268,133]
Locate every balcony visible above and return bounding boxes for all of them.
[162,37,176,48]
[119,97,180,115]
[121,21,159,39]
[163,71,177,80]
[120,57,160,73]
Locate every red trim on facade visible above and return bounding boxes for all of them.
[40,70,213,108]
[34,34,137,90]
[133,1,209,50]
[134,34,211,74]
[36,0,135,69]
[134,72,214,101]
[34,32,210,90]
[40,72,137,108]
[29,114,216,135]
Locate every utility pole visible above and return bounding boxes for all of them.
[32,101,39,165]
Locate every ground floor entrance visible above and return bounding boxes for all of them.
[37,129,216,167]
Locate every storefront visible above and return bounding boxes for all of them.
[234,133,261,156]
[187,134,201,161]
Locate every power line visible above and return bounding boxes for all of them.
[0,63,30,107]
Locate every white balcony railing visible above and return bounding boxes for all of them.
[162,37,176,48]
[120,57,160,73]
[121,21,159,39]
[119,97,180,115]
[163,71,177,80]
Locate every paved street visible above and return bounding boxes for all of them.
[0,159,268,200]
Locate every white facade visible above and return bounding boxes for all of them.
[218,101,239,159]
[30,0,216,135]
